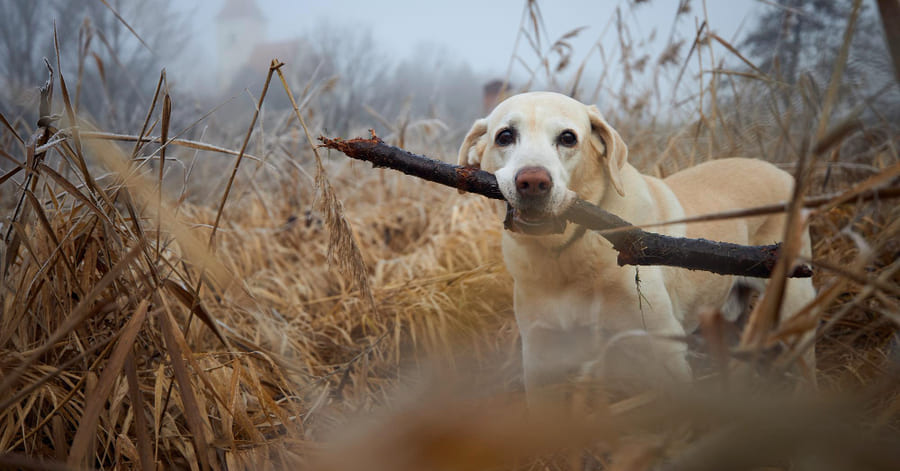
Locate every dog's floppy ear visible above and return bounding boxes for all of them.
[457,118,488,168]
[587,105,627,197]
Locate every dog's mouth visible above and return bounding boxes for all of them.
[503,203,567,235]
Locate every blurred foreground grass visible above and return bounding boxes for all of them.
[1,2,899,469]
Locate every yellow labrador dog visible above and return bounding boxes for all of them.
[458,92,816,402]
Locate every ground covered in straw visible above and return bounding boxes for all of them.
[2,6,900,470]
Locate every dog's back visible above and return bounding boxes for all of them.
[665,158,817,380]
[665,158,796,246]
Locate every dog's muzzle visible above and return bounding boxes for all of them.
[503,166,568,235]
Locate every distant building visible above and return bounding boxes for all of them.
[215,0,307,93]
[215,0,265,90]
[483,79,514,113]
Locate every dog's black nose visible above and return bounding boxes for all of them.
[515,167,553,198]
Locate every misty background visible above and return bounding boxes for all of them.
[0,0,895,161]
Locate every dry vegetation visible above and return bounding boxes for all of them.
[1,1,899,470]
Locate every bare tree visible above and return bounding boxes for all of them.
[742,0,896,109]
[291,22,390,136]
[282,23,482,147]
[0,0,191,131]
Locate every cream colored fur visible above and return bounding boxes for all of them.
[458,92,816,404]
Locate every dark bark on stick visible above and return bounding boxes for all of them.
[319,134,812,279]
[564,199,804,278]
[321,133,506,199]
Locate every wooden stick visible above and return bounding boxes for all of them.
[319,134,812,278]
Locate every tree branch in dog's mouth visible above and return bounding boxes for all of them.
[503,203,568,235]
[318,133,813,279]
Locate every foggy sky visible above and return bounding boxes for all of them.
[173,0,760,86]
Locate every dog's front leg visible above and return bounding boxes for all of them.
[520,324,600,411]
[521,326,566,410]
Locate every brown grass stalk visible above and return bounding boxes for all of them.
[1,4,898,469]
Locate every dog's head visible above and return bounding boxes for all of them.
[458,92,627,234]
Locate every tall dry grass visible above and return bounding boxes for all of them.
[1,2,899,470]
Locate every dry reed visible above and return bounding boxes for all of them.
[1,2,899,470]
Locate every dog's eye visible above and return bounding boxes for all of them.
[495,129,516,147]
[557,130,577,148]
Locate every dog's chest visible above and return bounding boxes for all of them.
[504,234,684,335]
[512,283,642,332]
[501,233,617,284]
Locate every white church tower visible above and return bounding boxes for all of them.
[216,0,265,91]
